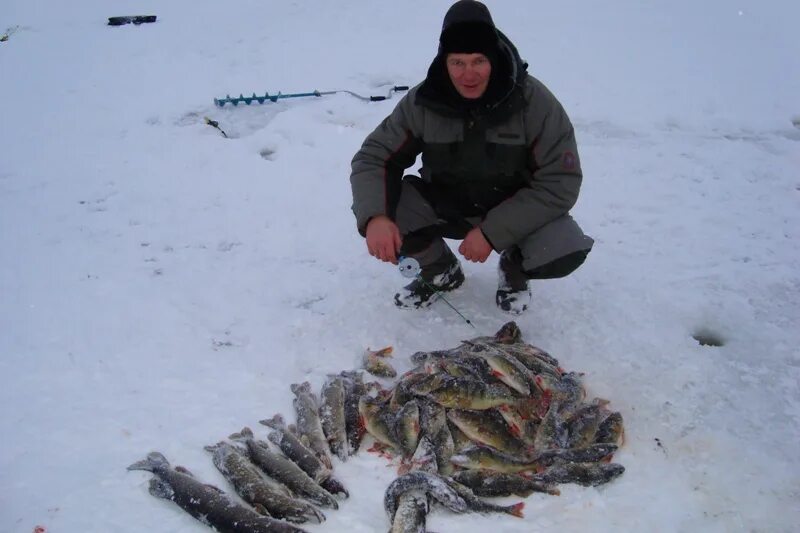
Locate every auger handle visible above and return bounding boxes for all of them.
[370,86,410,101]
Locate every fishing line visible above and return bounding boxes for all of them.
[398,256,475,328]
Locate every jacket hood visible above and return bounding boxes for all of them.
[416,1,527,118]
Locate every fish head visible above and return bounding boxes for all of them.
[494,321,522,343]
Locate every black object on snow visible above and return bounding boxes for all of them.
[108,16,157,26]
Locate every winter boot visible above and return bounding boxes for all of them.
[496,248,531,315]
[395,247,465,309]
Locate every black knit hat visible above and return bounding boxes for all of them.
[440,21,499,56]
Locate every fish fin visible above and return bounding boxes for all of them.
[311,507,327,524]
[203,441,225,453]
[377,389,393,400]
[204,483,225,493]
[174,466,194,476]
[127,451,169,472]
[514,397,539,417]
[320,453,333,470]
[259,414,285,430]
[506,502,525,518]
[148,478,174,499]
[252,503,271,516]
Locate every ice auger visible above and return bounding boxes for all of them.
[214,85,409,107]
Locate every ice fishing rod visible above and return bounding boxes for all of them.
[214,85,409,107]
[398,256,475,329]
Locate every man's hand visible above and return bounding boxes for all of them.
[458,227,493,263]
[365,215,402,264]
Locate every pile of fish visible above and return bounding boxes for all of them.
[128,321,625,532]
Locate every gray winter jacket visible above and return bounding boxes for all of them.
[350,8,582,252]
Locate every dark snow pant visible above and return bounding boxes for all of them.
[394,178,594,279]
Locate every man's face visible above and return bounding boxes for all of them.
[446,53,492,99]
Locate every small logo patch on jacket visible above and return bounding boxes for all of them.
[563,151,577,170]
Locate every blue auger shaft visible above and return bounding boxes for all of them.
[214,86,409,107]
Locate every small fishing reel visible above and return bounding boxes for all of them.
[398,256,421,279]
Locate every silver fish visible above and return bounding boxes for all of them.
[535,443,619,466]
[534,401,570,451]
[442,477,525,518]
[447,408,529,456]
[127,452,308,533]
[260,414,332,484]
[384,471,468,519]
[451,443,618,473]
[407,436,439,474]
[419,401,455,475]
[450,445,541,473]
[452,470,559,497]
[229,427,337,510]
[594,411,625,445]
[566,399,611,448]
[390,370,429,409]
[467,347,532,395]
[536,461,625,486]
[291,382,333,469]
[359,395,400,449]
[320,375,349,462]
[205,441,325,524]
[340,370,367,454]
[385,471,523,520]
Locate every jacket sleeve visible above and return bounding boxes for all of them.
[350,90,424,236]
[480,78,583,251]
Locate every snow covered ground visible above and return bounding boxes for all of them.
[1,1,798,531]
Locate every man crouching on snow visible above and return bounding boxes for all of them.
[349,0,593,314]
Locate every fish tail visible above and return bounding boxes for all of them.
[228,426,254,440]
[506,502,525,518]
[127,451,169,472]
[370,346,394,358]
[311,507,327,524]
[259,414,285,430]
[290,381,312,395]
[148,477,175,499]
